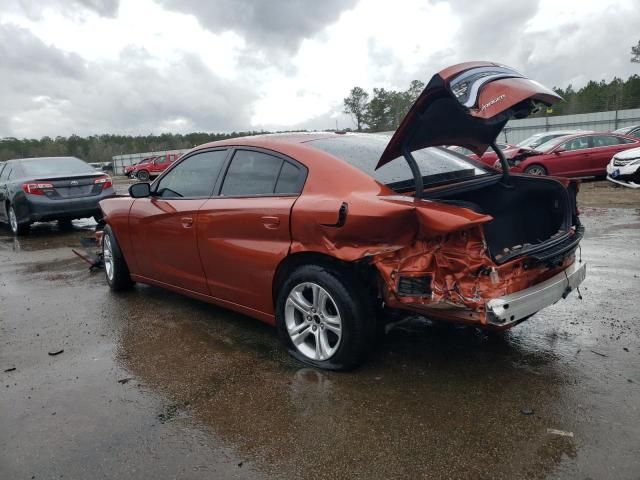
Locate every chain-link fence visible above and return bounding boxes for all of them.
[501,108,640,145]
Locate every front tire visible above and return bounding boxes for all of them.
[8,205,29,236]
[524,164,548,176]
[102,225,134,291]
[275,264,374,371]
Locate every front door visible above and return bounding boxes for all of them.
[129,149,229,294]
[197,148,307,315]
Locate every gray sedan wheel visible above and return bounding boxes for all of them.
[8,205,29,236]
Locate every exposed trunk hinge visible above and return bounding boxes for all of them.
[401,147,424,199]
[491,141,511,185]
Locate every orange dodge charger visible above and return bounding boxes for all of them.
[99,62,586,370]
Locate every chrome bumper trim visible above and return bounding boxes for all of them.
[486,262,586,326]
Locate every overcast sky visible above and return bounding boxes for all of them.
[1,0,639,138]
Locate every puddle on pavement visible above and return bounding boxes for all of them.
[0,218,97,252]
[3,206,639,479]
[105,283,578,479]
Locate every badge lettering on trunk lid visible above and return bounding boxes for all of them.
[479,94,506,112]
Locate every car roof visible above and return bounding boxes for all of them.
[195,132,343,151]
[10,156,81,162]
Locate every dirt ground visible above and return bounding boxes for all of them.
[1,179,639,479]
[578,180,640,208]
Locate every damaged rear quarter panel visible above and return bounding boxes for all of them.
[287,156,575,326]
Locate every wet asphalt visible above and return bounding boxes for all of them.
[1,197,639,479]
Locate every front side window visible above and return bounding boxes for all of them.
[155,150,227,198]
[221,150,284,196]
[562,137,590,152]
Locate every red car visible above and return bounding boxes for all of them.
[128,153,181,181]
[124,157,155,177]
[477,130,591,166]
[98,62,586,370]
[502,132,640,177]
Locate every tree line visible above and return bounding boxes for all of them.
[343,74,640,132]
[0,131,271,163]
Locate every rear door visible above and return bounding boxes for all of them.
[590,135,635,175]
[549,136,593,176]
[128,149,229,294]
[197,148,307,315]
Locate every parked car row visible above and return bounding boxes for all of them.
[449,127,640,180]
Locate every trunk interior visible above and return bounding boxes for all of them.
[426,176,571,262]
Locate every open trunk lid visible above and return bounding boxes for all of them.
[376,62,562,169]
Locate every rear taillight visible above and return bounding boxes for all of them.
[22,183,53,195]
[94,176,113,189]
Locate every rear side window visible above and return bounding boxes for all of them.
[275,161,304,194]
[593,135,625,147]
[1,166,13,181]
[156,149,227,198]
[220,150,283,196]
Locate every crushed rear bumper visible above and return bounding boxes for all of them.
[486,261,586,326]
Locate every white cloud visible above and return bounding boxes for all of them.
[0,0,639,137]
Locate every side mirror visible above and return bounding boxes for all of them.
[554,147,565,154]
[129,182,151,198]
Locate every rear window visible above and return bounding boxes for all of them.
[308,134,489,186]
[20,157,95,177]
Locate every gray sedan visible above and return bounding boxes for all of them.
[0,156,116,235]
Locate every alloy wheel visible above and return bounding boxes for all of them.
[103,234,114,281]
[9,207,18,234]
[284,282,342,361]
[526,166,546,175]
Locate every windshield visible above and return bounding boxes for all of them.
[613,126,635,134]
[308,134,491,186]
[20,157,96,177]
[531,135,574,153]
[517,133,561,149]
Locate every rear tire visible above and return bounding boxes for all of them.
[275,264,375,371]
[102,225,134,291]
[8,205,29,236]
[137,170,150,182]
[524,164,547,176]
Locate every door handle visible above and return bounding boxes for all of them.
[261,215,280,229]
[181,216,194,228]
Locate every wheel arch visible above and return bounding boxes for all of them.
[272,251,380,311]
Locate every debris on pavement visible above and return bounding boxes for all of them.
[520,407,535,415]
[118,378,132,384]
[590,350,608,357]
[547,428,574,438]
[4,367,17,372]
[48,349,64,356]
